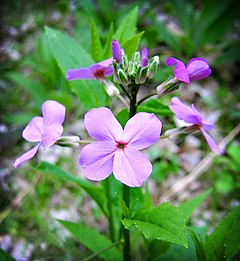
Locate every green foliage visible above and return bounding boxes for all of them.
[0,249,16,261]
[45,26,107,109]
[179,189,212,222]
[36,162,108,217]
[122,32,145,59]
[204,206,240,261]
[90,15,103,62]
[122,202,188,247]
[58,220,123,261]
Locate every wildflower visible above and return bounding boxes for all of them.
[166,57,211,84]
[66,58,113,81]
[141,48,149,67]
[169,97,223,154]
[13,100,66,168]
[79,107,162,187]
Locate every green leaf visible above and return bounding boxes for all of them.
[204,206,240,261]
[58,220,122,261]
[122,31,144,58]
[103,22,114,58]
[0,248,16,261]
[122,202,188,247]
[137,98,173,116]
[45,26,107,109]
[36,161,108,217]
[179,189,212,222]
[114,7,138,42]
[116,108,129,127]
[90,16,103,62]
[190,229,207,261]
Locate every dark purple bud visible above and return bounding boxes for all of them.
[112,39,123,63]
[141,48,149,67]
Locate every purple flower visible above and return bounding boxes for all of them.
[66,58,113,81]
[169,97,223,154]
[166,57,211,84]
[112,39,123,63]
[141,48,149,67]
[79,107,162,187]
[13,100,66,168]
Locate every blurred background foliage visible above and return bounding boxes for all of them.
[0,0,239,260]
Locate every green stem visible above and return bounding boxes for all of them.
[83,240,123,261]
[137,92,157,106]
[122,84,138,261]
[104,178,115,242]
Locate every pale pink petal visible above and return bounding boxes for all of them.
[122,112,162,150]
[113,147,152,187]
[79,141,116,181]
[170,97,202,125]
[166,57,190,84]
[22,116,43,142]
[186,58,211,81]
[42,100,66,132]
[41,124,64,149]
[97,57,113,67]
[13,143,41,168]
[84,107,123,141]
[200,128,224,154]
[66,68,94,80]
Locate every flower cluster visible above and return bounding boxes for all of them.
[111,39,160,86]
[14,38,223,188]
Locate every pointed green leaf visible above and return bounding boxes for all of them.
[90,16,103,61]
[122,31,145,58]
[204,206,240,261]
[58,220,122,261]
[45,26,107,109]
[103,22,114,58]
[122,202,188,247]
[36,162,108,217]
[179,189,212,222]
[114,7,138,42]
[0,248,16,261]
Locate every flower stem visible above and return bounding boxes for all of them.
[137,92,157,106]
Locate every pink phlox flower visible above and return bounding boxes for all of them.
[166,57,211,84]
[13,100,66,168]
[169,97,224,154]
[79,107,162,187]
[66,57,113,81]
[141,48,149,67]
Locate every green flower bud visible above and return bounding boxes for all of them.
[156,77,179,96]
[122,55,129,70]
[135,66,149,84]
[57,136,80,148]
[118,69,129,86]
[148,55,160,78]
[132,51,140,63]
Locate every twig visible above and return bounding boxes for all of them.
[0,172,41,224]
[162,123,240,201]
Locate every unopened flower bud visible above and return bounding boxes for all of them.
[57,136,80,148]
[135,66,149,84]
[122,55,128,70]
[112,39,123,63]
[103,81,120,97]
[141,48,149,67]
[118,69,129,86]
[148,56,160,78]
[156,77,179,96]
[132,51,140,63]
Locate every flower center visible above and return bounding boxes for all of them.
[93,68,105,79]
[117,141,127,149]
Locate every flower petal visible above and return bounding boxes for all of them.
[122,112,162,150]
[41,123,64,149]
[66,68,94,80]
[42,100,66,133]
[169,97,203,125]
[13,143,41,168]
[22,116,43,142]
[113,147,152,187]
[84,107,123,141]
[200,128,224,154]
[103,66,114,77]
[186,58,211,81]
[97,57,113,67]
[112,39,123,63]
[79,141,116,181]
[166,57,190,84]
